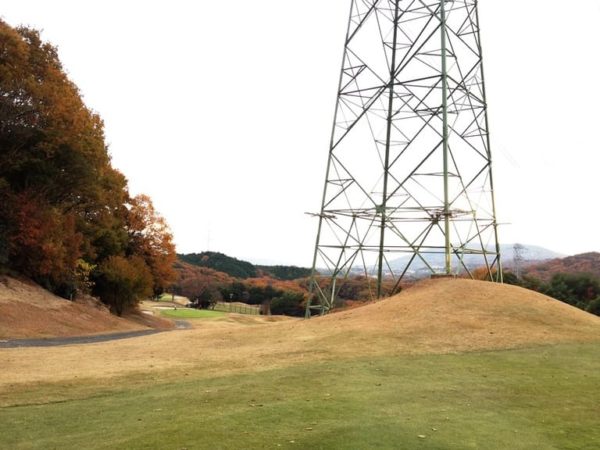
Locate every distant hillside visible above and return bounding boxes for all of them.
[178,252,257,279]
[171,258,309,316]
[501,244,565,262]
[173,260,234,285]
[385,244,562,276]
[523,252,600,282]
[177,252,312,281]
[256,265,312,281]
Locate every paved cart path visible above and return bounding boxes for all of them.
[0,320,191,348]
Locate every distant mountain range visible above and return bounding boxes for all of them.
[316,244,564,278]
[387,244,563,274]
[179,246,592,282]
[501,244,565,263]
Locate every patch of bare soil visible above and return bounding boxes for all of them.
[0,277,170,339]
[1,278,600,387]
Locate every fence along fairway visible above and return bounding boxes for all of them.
[213,301,260,315]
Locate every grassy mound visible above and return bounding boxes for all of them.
[303,278,600,355]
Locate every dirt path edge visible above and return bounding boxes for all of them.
[0,320,191,348]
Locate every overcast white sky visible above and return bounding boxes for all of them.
[2,0,600,266]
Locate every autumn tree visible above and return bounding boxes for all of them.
[0,20,123,287]
[0,20,178,314]
[7,191,82,292]
[270,291,305,316]
[127,194,176,297]
[180,276,222,309]
[0,23,114,208]
[94,256,152,316]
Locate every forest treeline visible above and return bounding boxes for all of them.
[173,260,308,316]
[174,253,314,315]
[178,251,312,280]
[473,262,600,317]
[172,257,399,317]
[503,271,600,316]
[0,21,175,315]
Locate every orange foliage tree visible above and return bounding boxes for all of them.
[7,191,81,293]
[94,256,153,316]
[173,261,232,302]
[0,20,177,312]
[127,194,176,297]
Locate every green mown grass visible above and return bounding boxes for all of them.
[1,343,599,449]
[159,309,225,319]
[158,293,173,302]
[157,293,189,303]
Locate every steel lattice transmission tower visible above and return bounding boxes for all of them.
[306,0,502,317]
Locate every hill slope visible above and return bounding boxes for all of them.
[302,278,600,355]
[0,277,171,339]
[4,278,600,388]
[178,252,257,279]
[177,252,312,281]
[523,252,600,281]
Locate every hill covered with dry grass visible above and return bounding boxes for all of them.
[305,278,600,354]
[2,278,599,388]
[0,277,172,339]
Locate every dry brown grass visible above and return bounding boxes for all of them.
[2,278,600,390]
[0,277,172,339]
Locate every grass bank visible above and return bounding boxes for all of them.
[1,343,599,449]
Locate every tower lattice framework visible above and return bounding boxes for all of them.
[307,0,502,316]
